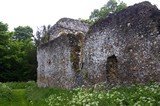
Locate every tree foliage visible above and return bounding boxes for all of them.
[0,22,37,82]
[82,0,127,25]
[13,26,33,41]
[0,22,11,72]
[90,0,127,21]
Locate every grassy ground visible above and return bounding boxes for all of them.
[0,81,160,106]
[11,89,28,106]
[0,81,34,106]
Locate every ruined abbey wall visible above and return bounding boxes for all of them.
[37,18,88,89]
[82,1,160,85]
[37,1,160,89]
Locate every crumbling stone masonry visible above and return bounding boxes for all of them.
[37,1,160,89]
[82,1,160,86]
[37,18,89,89]
[48,18,89,41]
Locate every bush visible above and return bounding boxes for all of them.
[5,81,36,89]
[0,82,13,101]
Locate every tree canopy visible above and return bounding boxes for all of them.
[0,22,37,82]
[82,0,127,25]
[13,26,33,41]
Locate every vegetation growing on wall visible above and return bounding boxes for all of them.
[69,34,81,72]
[69,32,85,73]
[33,25,51,47]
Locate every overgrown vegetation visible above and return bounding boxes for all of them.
[0,82,12,101]
[33,25,51,46]
[81,0,127,25]
[1,81,160,106]
[2,1,160,106]
[0,22,37,82]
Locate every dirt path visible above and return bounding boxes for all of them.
[11,89,28,106]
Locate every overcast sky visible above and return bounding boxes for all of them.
[0,0,160,33]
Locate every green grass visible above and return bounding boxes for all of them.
[11,89,28,106]
[0,81,160,106]
[5,81,36,89]
[26,85,75,106]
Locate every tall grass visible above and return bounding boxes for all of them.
[0,81,160,106]
[44,83,160,106]
[26,85,75,106]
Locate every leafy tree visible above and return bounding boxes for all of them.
[0,24,37,82]
[12,26,37,81]
[0,22,11,74]
[82,0,127,25]
[8,39,37,81]
[90,0,127,21]
[13,26,33,41]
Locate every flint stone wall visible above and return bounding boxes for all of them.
[37,18,88,89]
[82,1,160,85]
[37,1,160,89]
[37,34,84,89]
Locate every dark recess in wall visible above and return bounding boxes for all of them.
[106,55,118,83]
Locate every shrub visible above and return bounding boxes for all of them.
[5,81,36,89]
[0,82,13,101]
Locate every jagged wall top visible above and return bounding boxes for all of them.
[49,18,89,41]
[90,1,160,34]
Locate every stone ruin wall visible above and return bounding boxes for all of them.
[37,1,160,89]
[37,18,89,89]
[82,1,160,86]
[48,18,89,41]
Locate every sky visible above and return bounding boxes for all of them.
[0,0,160,33]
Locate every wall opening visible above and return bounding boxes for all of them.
[70,44,81,72]
[106,55,118,82]
[68,34,81,72]
[76,32,85,70]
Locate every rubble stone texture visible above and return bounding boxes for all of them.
[37,18,88,89]
[83,1,160,85]
[37,1,160,89]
